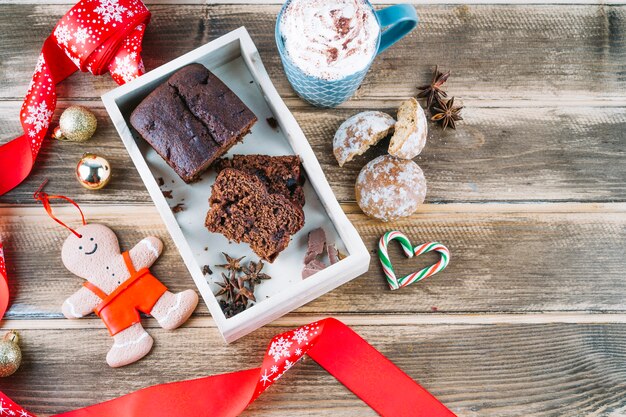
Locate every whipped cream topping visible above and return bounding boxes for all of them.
[280,0,380,80]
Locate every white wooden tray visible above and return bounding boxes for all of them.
[102,27,370,343]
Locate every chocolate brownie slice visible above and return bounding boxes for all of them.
[215,155,306,207]
[205,168,304,262]
[130,64,257,182]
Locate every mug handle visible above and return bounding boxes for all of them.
[375,4,419,55]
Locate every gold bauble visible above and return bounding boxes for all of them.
[76,153,111,190]
[54,105,97,142]
[0,331,21,377]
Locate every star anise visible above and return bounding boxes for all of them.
[214,272,236,300]
[417,65,450,108]
[431,97,463,130]
[241,261,272,286]
[235,283,256,304]
[216,252,245,272]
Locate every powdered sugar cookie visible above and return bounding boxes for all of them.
[355,155,427,222]
[333,111,395,167]
[388,98,428,159]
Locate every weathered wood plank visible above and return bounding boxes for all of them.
[0,323,625,416]
[1,205,625,317]
[0,5,624,102]
[1,103,624,205]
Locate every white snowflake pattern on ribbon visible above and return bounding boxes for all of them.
[0,399,34,417]
[268,337,292,362]
[291,327,309,344]
[256,322,323,396]
[54,24,72,46]
[24,101,53,133]
[110,55,137,83]
[33,54,46,75]
[68,54,82,69]
[73,27,90,45]
[94,0,127,24]
[259,369,272,387]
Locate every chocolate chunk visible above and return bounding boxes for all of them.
[302,259,327,279]
[266,117,279,129]
[327,243,340,265]
[304,228,326,264]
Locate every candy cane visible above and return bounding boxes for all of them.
[378,231,450,290]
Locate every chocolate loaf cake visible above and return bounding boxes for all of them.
[215,155,306,207]
[205,168,304,262]
[130,64,257,183]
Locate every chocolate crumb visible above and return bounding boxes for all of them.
[266,117,279,129]
[172,203,185,213]
[204,247,208,251]
[162,190,173,199]
[249,80,254,84]
[202,265,213,275]
[171,179,175,183]
[431,306,439,312]
[157,177,165,186]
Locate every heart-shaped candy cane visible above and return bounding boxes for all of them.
[378,231,450,290]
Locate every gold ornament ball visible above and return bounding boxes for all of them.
[0,331,21,377]
[76,153,111,190]
[53,105,97,142]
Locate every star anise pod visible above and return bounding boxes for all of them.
[241,261,272,286]
[431,97,463,130]
[216,252,245,272]
[417,65,450,108]
[214,271,236,301]
[235,284,256,304]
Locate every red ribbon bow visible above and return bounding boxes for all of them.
[0,318,455,417]
[0,0,151,196]
[0,0,150,320]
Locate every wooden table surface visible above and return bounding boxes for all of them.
[1,0,625,415]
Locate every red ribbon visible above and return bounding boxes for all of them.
[0,318,455,417]
[0,242,8,321]
[0,0,151,196]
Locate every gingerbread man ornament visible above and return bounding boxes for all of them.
[35,184,198,368]
[61,224,198,367]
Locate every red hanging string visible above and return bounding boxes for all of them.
[33,180,86,238]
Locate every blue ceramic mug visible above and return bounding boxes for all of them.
[275,1,418,108]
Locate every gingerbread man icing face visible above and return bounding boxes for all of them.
[60,223,198,368]
[62,224,121,280]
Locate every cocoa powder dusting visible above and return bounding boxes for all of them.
[327,47,339,63]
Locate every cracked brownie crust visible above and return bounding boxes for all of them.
[130,64,257,182]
